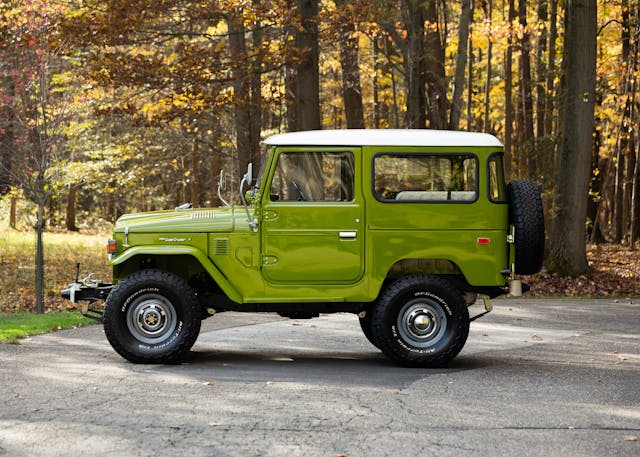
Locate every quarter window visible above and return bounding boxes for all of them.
[270,151,354,202]
[488,154,507,202]
[373,154,478,202]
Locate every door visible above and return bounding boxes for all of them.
[261,148,364,284]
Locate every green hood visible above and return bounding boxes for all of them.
[114,206,249,233]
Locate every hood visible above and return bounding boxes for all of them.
[114,206,248,233]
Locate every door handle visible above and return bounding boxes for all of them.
[339,231,357,239]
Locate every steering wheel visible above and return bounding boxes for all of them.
[291,180,307,201]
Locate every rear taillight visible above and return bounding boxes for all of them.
[107,239,118,255]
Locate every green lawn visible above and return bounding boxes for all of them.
[0,311,96,344]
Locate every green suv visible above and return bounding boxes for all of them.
[63,129,544,367]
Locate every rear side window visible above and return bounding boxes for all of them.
[488,154,507,202]
[373,153,478,202]
[270,151,354,202]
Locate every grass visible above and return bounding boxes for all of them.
[0,311,96,344]
[0,229,112,313]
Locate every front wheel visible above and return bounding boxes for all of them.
[370,275,469,368]
[103,269,202,363]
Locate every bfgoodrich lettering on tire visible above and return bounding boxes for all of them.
[103,269,201,363]
[370,275,469,368]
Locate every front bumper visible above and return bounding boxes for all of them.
[61,275,113,321]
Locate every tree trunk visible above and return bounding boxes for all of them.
[632,129,640,245]
[423,0,448,129]
[296,0,321,131]
[449,0,471,130]
[35,201,45,314]
[545,0,559,139]
[588,111,603,241]
[338,36,365,128]
[483,0,493,133]
[404,0,427,128]
[10,196,17,229]
[190,141,200,207]
[620,0,636,244]
[504,0,516,178]
[466,0,475,131]
[631,1,640,245]
[66,185,78,231]
[285,1,299,133]
[386,37,400,128]
[535,0,548,140]
[228,11,252,183]
[519,0,536,177]
[373,36,381,129]
[336,0,365,129]
[250,0,263,168]
[0,62,14,195]
[547,0,597,276]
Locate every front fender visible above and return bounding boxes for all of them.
[111,245,243,303]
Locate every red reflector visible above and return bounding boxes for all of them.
[107,239,118,254]
[477,237,491,245]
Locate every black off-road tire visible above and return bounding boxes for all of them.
[507,180,545,275]
[103,269,202,364]
[370,275,469,368]
[359,311,379,349]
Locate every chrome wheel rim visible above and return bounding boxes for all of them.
[126,294,177,345]
[396,299,447,348]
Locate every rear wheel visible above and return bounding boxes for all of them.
[370,275,469,367]
[103,269,201,363]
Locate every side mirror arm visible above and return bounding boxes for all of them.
[240,163,258,232]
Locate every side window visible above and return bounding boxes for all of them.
[270,151,354,202]
[373,153,477,202]
[488,154,507,202]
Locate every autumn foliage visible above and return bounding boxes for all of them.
[0,0,639,300]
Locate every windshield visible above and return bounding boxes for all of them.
[254,145,271,190]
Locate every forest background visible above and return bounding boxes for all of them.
[1,0,639,313]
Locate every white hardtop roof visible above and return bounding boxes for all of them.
[263,129,503,148]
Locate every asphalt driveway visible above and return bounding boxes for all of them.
[1,298,639,456]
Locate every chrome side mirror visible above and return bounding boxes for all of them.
[243,163,253,187]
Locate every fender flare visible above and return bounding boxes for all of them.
[111,245,243,303]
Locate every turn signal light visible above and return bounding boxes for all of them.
[107,239,118,254]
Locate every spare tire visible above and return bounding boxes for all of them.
[507,180,545,275]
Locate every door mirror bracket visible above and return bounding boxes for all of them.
[240,163,258,232]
